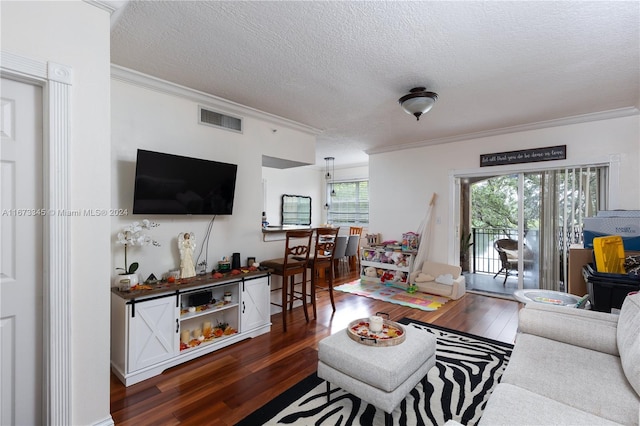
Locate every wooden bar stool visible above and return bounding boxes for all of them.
[261,229,313,332]
[301,227,340,317]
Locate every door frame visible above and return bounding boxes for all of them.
[1,51,72,425]
[449,156,620,267]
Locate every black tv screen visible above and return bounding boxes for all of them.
[132,149,238,215]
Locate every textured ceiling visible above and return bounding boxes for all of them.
[109,1,640,167]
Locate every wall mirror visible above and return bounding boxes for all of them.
[281,194,311,225]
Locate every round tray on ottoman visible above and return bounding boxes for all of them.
[347,317,406,346]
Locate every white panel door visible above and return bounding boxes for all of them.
[0,78,43,425]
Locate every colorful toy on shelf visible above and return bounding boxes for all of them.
[402,232,419,251]
[382,251,395,264]
[364,266,377,278]
[394,271,406,283]
[380,270,395,283]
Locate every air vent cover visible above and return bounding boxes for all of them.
[199,106,242,133]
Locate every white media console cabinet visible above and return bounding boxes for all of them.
[111,271,271,386]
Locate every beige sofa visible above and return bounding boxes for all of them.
[407,260,466,300]
[448,292,640,425]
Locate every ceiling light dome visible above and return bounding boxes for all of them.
[398,87,438,121]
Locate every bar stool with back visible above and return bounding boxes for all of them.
[302,227,340,318]
[261,229,313,332]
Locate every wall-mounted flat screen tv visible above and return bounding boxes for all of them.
[132,149,238,215]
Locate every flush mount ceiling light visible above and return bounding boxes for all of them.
[398,87,438,121]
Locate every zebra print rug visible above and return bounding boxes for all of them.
[237,319,513,426]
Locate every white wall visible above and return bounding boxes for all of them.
[370,115,640,264]
[334,164,369,182]
[261,163,370,231]
[1,1,112,424]
[262,166,323,230]
[111,77,318,280]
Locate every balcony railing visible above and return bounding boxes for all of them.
[468,226,581,290]
[469,228,539,275]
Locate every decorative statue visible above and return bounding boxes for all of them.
[178,232,196,279]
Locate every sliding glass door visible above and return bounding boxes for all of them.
[463,173,540,294]
[460,165,606,296]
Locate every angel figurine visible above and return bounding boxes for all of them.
[178,232,196,279]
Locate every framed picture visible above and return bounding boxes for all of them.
[247,257,256,266]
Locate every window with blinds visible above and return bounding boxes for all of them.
[327,180,369,225]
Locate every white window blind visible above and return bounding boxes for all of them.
[327,180,369,225]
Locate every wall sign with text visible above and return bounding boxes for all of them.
[480,145,566,167]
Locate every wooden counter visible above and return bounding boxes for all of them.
[111,269,271,300]
[262,225,313,241]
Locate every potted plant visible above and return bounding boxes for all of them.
[114,219,160,289]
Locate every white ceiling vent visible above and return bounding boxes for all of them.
[198,105,242,133]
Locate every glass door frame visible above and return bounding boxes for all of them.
[451,158,615,295]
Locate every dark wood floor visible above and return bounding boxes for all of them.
[110,266,520,426]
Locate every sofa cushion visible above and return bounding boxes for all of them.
[502,333,639,425]
[518,303,619,355]
[618,292,640,396]
[435,274,455,285]
[415,272,434,283]
[479,383,622,425]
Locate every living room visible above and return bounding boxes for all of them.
[1,1,639,425]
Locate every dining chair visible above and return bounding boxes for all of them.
[348,226,363,270]
[261,229,313,331]
[332,235,348,275]
[303,227,340,317]
[344,234,360,272]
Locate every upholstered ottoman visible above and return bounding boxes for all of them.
[317,324,436,423]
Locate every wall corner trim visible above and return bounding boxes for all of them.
[1,49,74,426]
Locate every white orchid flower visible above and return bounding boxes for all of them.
[115,219,160,275]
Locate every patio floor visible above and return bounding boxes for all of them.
[464,270,539,298]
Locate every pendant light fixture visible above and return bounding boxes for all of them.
[324,157,336,210]
[398,87,438,121]
[324,156,334,181]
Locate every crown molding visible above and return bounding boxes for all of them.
[84,0,131,14]
[111,64,323,136]
[366,107,640,155]
[309,160,370,172]
[83,0,118,13]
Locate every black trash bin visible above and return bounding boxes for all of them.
[582,263,640,312]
